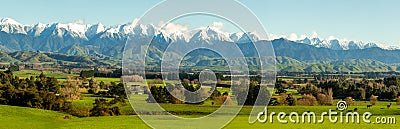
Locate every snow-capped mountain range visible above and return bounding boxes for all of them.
[0,17,397,52]
[294,37,399,50]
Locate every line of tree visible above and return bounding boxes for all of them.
[147,82,205,104]
[146,79,272,106]
[0,71,68,111]
[80,68,122,78]
[0,71,127,117]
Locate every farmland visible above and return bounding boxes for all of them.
[2,70,400,128]
[1,104,399,129]
[13,70,77,80]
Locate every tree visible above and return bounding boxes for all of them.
[88,77,99,94]
[317,94,327,105]
[46,77,61,93]
[297,94,317,106]
[183,83,202,104]
[384,76,400,87]
[326,88,333,105]
[147,85,170,103]
[99,81,107,89]
[170,88,184,104]
[397,96,400,105]
[80,70,95,78]
[298,84,319,98]
[9,65,19,72]
[278,93,288,105]
[275,79,287,94]
[345,97,354,106]
[109,83,126,99]
[360,88,366,100]
[370,95,378,105]
[90,99,111,116]
[90,98,122,116]
[317,88,333,106]
[210,88,221,100]
[0,72,72,113]
[61,77,81,100]
[287,94,296,106]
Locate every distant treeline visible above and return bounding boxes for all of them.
[80,68,122,78]
[278,71,400,78]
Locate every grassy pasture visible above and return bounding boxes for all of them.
[70,95,400,117]
[13,70,76,80]
[3,70,400,128]
[95,77,121,83]
[1,104,399,129]
[0,105,71,129]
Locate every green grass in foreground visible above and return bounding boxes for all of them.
[0,105,70,129]
[1,104,400,129]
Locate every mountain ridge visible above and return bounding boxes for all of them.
[0,18,396,51]
[1,18,400,65]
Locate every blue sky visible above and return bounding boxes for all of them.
[1,0,400,46]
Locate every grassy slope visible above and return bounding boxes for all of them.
[12,70,77,79]
[1,104,400,129]
[0,105,69,128]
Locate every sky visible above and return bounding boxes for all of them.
[1,0,400,46]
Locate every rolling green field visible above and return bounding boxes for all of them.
[4,94,400,129]
[3,70,400,128]
[12,70,77,80]
[1,105,399,129]
[95,77,121,83]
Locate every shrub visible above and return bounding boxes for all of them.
[214,96,227,105]
[69,108,90,117]
[170,89,184,104]
[298,84,319,97]
[61,78,82,100]
[370,95,378,105]
[345,97,354,106]
[278,93,288,105]
[90,98,123,116]
[214,95,233,105]
[224,96,233,105]
[317,94,327,105]
[326,88,334,105]
[297,94,317,106]
[287,94,296,106]
[397,96,400,105]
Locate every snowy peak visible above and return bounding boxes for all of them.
[37,22,87,39]
[237,32,260,43]
[0,17,256,44]
[190,29,211,43]
[86,23,106,38]
[229,32,243,42]
[0,18,398,51]
[0,18,21,25]
[297,37,312,45]
[293,37,391,50]
[153,32,172,43]
[0,18,26,34]
[189,26,232,44]
[27,23,47,36]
